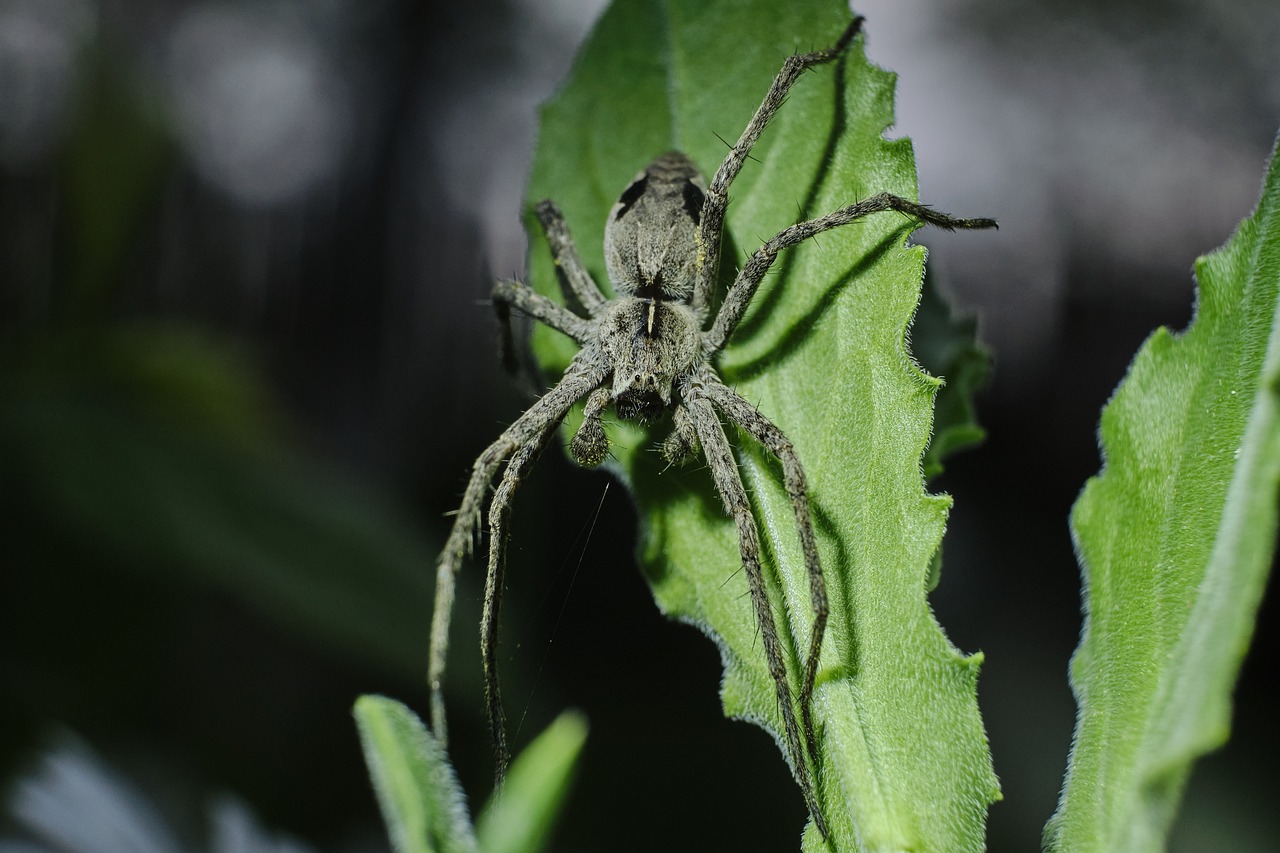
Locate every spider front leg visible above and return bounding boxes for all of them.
[692,15,865,315]
[701,377,827,770]
[683,390,830,838]
[707,195,998,350]
[429,358,606,750]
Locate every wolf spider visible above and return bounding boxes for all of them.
[428,16,995,836]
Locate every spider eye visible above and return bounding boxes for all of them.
[614,174,649,221]
[682,179,704,225]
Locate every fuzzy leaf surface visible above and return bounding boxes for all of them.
[355,695,478,853]
[1044,139,1280,850]
[355,698,586,853]
[476,711,588,853]
[520,0,998,848]
[1046,139,1280,851]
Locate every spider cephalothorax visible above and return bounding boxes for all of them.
[427,16,995,837]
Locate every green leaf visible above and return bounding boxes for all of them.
[355,695,478,853]
[476,711,588,853]
[913,269,991,482]
[1045,139,1280,851]
[523,0,998,847]
[355,698,585,853]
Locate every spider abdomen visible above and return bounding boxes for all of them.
[604,151,706,303]
[599,296,701,422]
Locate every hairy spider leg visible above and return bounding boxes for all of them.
[684,16,998,829]
[492,277,593,374]
[534,200,609,314]
[691,16,866,318]
[481,427,557,782]
[681,388,829,839]
[707,193,998,351]
[698,376,827,774]
[494,202,604,374]
[689,184,998,829]
[429,358,607,751]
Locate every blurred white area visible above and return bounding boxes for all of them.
[208,796,316,853]
[0,0,96,165]
[166,2,350,207]
[3,734,316,853]
[428,0,608,280]
[7,737,182,853]
[855,0,1278,385]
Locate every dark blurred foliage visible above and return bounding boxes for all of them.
[0,0,1276,851]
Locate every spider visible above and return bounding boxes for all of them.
[428,16,994,837]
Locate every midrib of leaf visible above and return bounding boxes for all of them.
[523,0,999,848]
[1049,136,1280,851]
[1147,164,1280,755]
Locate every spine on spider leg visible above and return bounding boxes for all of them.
[492,287,521,376]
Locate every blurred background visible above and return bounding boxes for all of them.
[1,0,1277,850]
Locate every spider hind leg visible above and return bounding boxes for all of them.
[682,386,830,838]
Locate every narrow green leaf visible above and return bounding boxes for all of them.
[356,699,585,853]
[476,711,588,853]
[523,0,998,847]
[1046,137,1280,851]
[354,695,478,853]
